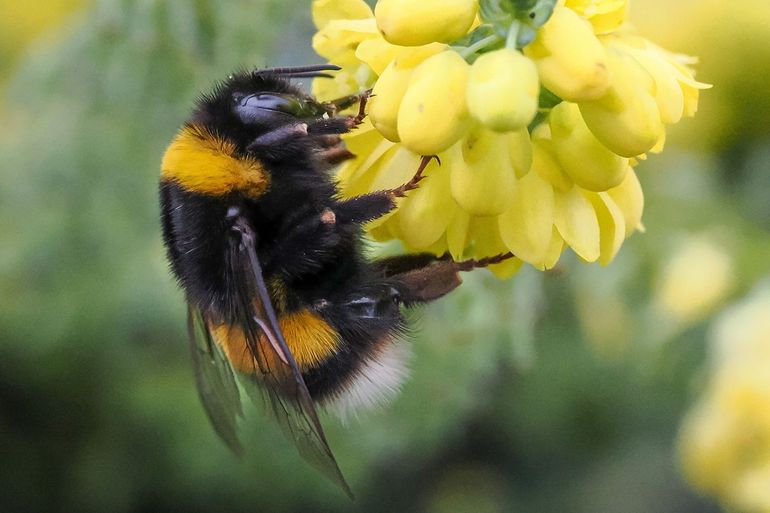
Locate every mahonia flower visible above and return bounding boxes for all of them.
[679,285,770,512]
[311,0,708,278]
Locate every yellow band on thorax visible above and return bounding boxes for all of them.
[161,124,269,197]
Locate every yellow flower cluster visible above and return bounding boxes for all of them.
[311,0,708,277]
[679,286,770,513]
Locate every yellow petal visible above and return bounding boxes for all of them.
[449,126,518,216]
[312,18,379,60]
[508,128,533,179]
[566,0,629,34]
[363,146,421,230]
[632,49,685,124]
[312,0,373,30]
[468,217,523,277]
[370,147,421,191]
[531,132,573,193]
[585,191,626,265]
[554,186,600,262]
[498,171,555,268]
[446,209,470,260]
[340,137,396,197]
[396,159,454,249]
[606,166,644,236]
[543,227,565,269]
[311,51,375,101]
[488,258,524,279]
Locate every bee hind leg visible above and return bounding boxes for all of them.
[384,252,517,305]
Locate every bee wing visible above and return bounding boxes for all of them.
[238,320,354,499]
[187,306,244,455]
[228,216,354,499]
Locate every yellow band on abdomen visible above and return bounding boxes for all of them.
[210,309,340,374]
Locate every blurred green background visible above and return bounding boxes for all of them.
[1,1,768,512]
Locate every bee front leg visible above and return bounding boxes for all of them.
[307,91,371,136]
[322,89,372,116]
[246,123,309,158]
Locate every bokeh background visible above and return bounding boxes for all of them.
[1,1,768,512]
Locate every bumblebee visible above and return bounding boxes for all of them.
[159,64,510,496]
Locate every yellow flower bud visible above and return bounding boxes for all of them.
[449,126,517,216]
[579,49,664,157]
[369,61,413,142]
[508,128,533,179]
[655,237,734,324]
[367,44,448,141]
[374,0,478,46]
[606,166,644,236]
[312,0,373,30]
[524,6,610,102]
[498,170,555,268]
[554,186,600,262]
[356,38,446,75]
[466,48,539,132]
[398,51,471,155]
[549,102,627,191]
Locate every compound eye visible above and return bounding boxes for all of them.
[233,91,329,124]
[249,93,295,112]
[233,92,306,123]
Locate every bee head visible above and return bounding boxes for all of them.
[192,66,338,150]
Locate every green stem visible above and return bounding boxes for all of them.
[458,34,501,59]
[506,20,522,50]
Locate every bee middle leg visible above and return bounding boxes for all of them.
[332,155,436,225]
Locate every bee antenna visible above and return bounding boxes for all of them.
[255,64,342,77]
